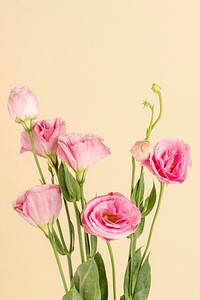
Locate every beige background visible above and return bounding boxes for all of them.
[0,1,199,299]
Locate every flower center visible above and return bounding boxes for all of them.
[103,214,118,223]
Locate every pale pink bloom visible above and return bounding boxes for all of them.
[82,192,141,241]
[141,138,192,184]
[130,140,152,161]
[20,118,66,158]
[57,133,111,172]
[13,184,62,233]
[8,86,39,122]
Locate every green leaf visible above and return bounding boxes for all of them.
[120,296,131,300]
[52,228,68,255]
[94,252,108,300]
[62,286,83,300]
[123,259,131,298]
[131,175,145,206]
[134,217,145,239]
[72,259,101,300]
[58,162,80,202]
[142,183,156,217]
[134,255,151,300]
[90,235,98,257]
[124,248,142,298]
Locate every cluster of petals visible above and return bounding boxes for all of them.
[20,118,66,158]
[57,133,111,172]
[13,184,62,233]
[82,192,141,241]
[141,138,192,184]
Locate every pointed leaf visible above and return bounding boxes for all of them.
[62,286,83,300]
[58,162,80,202]
[94,252,108,300]
[72,259,101,300]
[134,218,145,239]
[131,175,145,206]
[90,235,98,257]
[142,183,156,217]
[124,248,142,298]
[134,255,151,300]
[52,229,68,255]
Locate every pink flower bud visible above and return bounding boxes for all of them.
[20,118,66,158]
[13,184,62,234]
[130,140,152,161]
[82,192,141,241]
[8,86,39,123]
[57,133,111,172]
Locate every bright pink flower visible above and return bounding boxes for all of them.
[141,138,192,184]
[8,86,39,123]
[13,184,62,234]
[82,192,141,241]
[57,133,111,172]
[20,118,66,158]
[130,140,152,161]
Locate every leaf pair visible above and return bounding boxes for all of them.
[62,253,108,300]
[122,248,151,300]
[58,162,81,202]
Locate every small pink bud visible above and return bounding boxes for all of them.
[130,140,152,161]
[8,86,39,123]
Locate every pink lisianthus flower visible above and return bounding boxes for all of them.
[13,184,62,235]
[20,118,66,160]
[57,133,111,180]
[141,138,192,184]
[8,86,39,124]
[82,192,141,241]
[130,140,152,161]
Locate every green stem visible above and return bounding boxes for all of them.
[56,219,68,250]
[136,167,144,207]
[63,200,75,253]
[79,182,86,210]
[67,255,73,283]
[151,91,163,132]
[141,182,165,263]
[79,182,90,259]
[27,128,46,184]
[107,242,116,300]
[73,202,85,263]
[129,234,137,296]
[145,105,155,140]
[49,237,68,293]
[56,219,73,283]
[130,157,136,201]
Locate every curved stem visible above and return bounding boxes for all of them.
[106,242,116,300]
[56,219,73,283]
[151,91,163,132]
[49,237,68,293]
[27,128,46,184]
[141,182,165,263]
[145,105,155,140]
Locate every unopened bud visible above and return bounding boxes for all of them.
[152,83,161,94]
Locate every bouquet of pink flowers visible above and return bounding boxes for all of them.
[8,84,192,300]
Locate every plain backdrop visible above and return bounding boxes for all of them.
[0,1,199,299]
